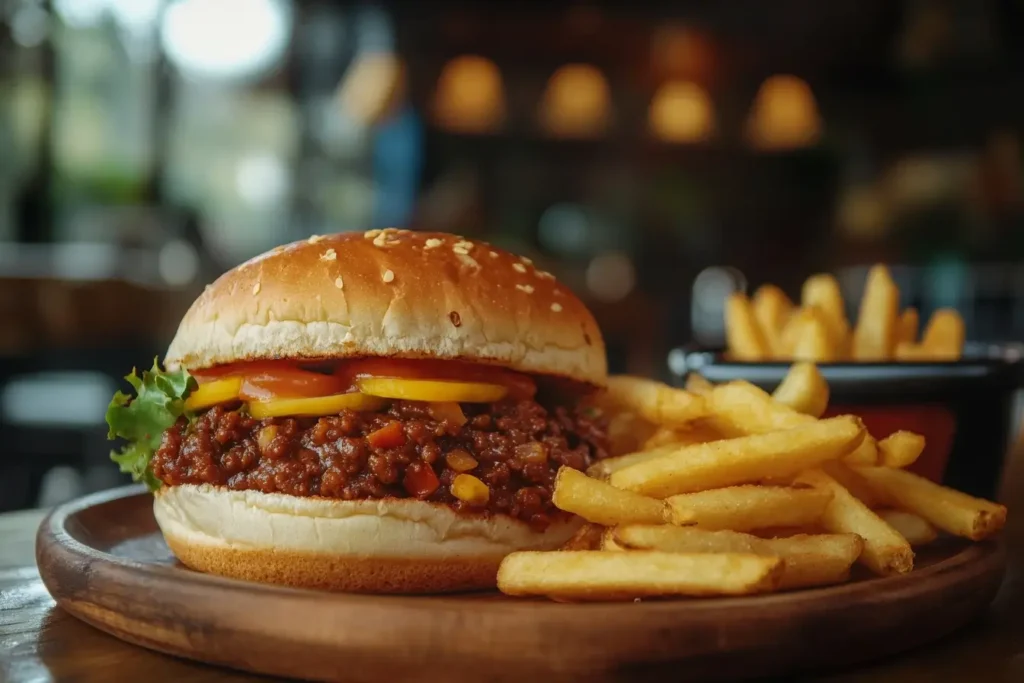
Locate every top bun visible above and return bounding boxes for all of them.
[165,230,607,386]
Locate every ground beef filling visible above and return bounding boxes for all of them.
[152,399,609,530]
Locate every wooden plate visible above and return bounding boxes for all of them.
[37,486,1006,683]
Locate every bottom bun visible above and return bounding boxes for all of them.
[154,484,581,593]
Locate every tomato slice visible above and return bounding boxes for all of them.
[240,369,351,401]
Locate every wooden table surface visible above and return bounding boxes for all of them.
[4,452,1024,683]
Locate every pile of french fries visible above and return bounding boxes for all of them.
[497,365,1006,601]
[725,264,965,362]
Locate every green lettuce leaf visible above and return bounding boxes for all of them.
[106,358,196,491]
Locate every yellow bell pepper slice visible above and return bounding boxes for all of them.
[184,377,243,411]
[247,393,387,419]
[356,377,508,403]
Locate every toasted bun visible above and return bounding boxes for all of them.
[154,484,582,593]
[164,230,606,386]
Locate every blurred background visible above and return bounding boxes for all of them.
[1,0,1023,511]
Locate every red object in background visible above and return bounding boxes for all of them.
[825,405,957,483]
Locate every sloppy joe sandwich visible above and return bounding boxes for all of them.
[105,229,609,593]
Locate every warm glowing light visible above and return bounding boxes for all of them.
[651,25,712,79]
[649,80,714,143]
[337,52,405,126]
[837,185,889,240]
[539,64,611,138]
[746,75,822,150]
[432,55,505,134]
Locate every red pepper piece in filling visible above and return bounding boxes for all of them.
[367,420,406,449]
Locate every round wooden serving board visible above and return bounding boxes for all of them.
[37,486,1006,683]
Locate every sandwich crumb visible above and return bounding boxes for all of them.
[424,238,443,249]
[382,269,395,283]
[537,270,554,279]
[515,284,535,293]
[453,246,470,255]
[252,282,261,295]
[364,229,383,239]
[308,234,324,244]
[489,251,499,258]
[335,276,344,289]
[512,263,527,273]
[551,302,562,312]
[321,248,337,261]
[521,257,533,265]
[453,240,474,252]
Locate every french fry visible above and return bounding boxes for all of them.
[587,449,674,480]
[560,523,605,551]
[553,467,674,526]
[753,284,794,356]
[725,292,770,361]
[794,469,913,576]
[878,431,925,468]
[495,368,1007,603]
[613,525,863,591]
[609,416,865,499]
[897,307,919,346]
[772,362,830,417]
[605,410,658,457]
[604,376,708,426]
[852,265,899,361]
[706,380,874,463]
[705,380,811,438]
[853,466,1007,541]
[665,485,831,532]
[601,527,626,551]
[684,372,714,396]
[641,423,722,451]
[782,307,837,362]
[921,308,965,361]
[497,551,784,600]
[755,525,826,538]
[895,342,935,361]
[801,274,850,357]
[643,427,688,450]
[844,436,879,466]
[877,510,938,546]
[822,460,887,508]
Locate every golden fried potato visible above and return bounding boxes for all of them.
[609,416,865,499]
[854,466,1006,541]
[794,469,913,576]
[497,551,783,600]
[852,265,899,361]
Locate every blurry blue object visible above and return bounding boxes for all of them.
[925,254,969,309]
[372,105,423,229]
